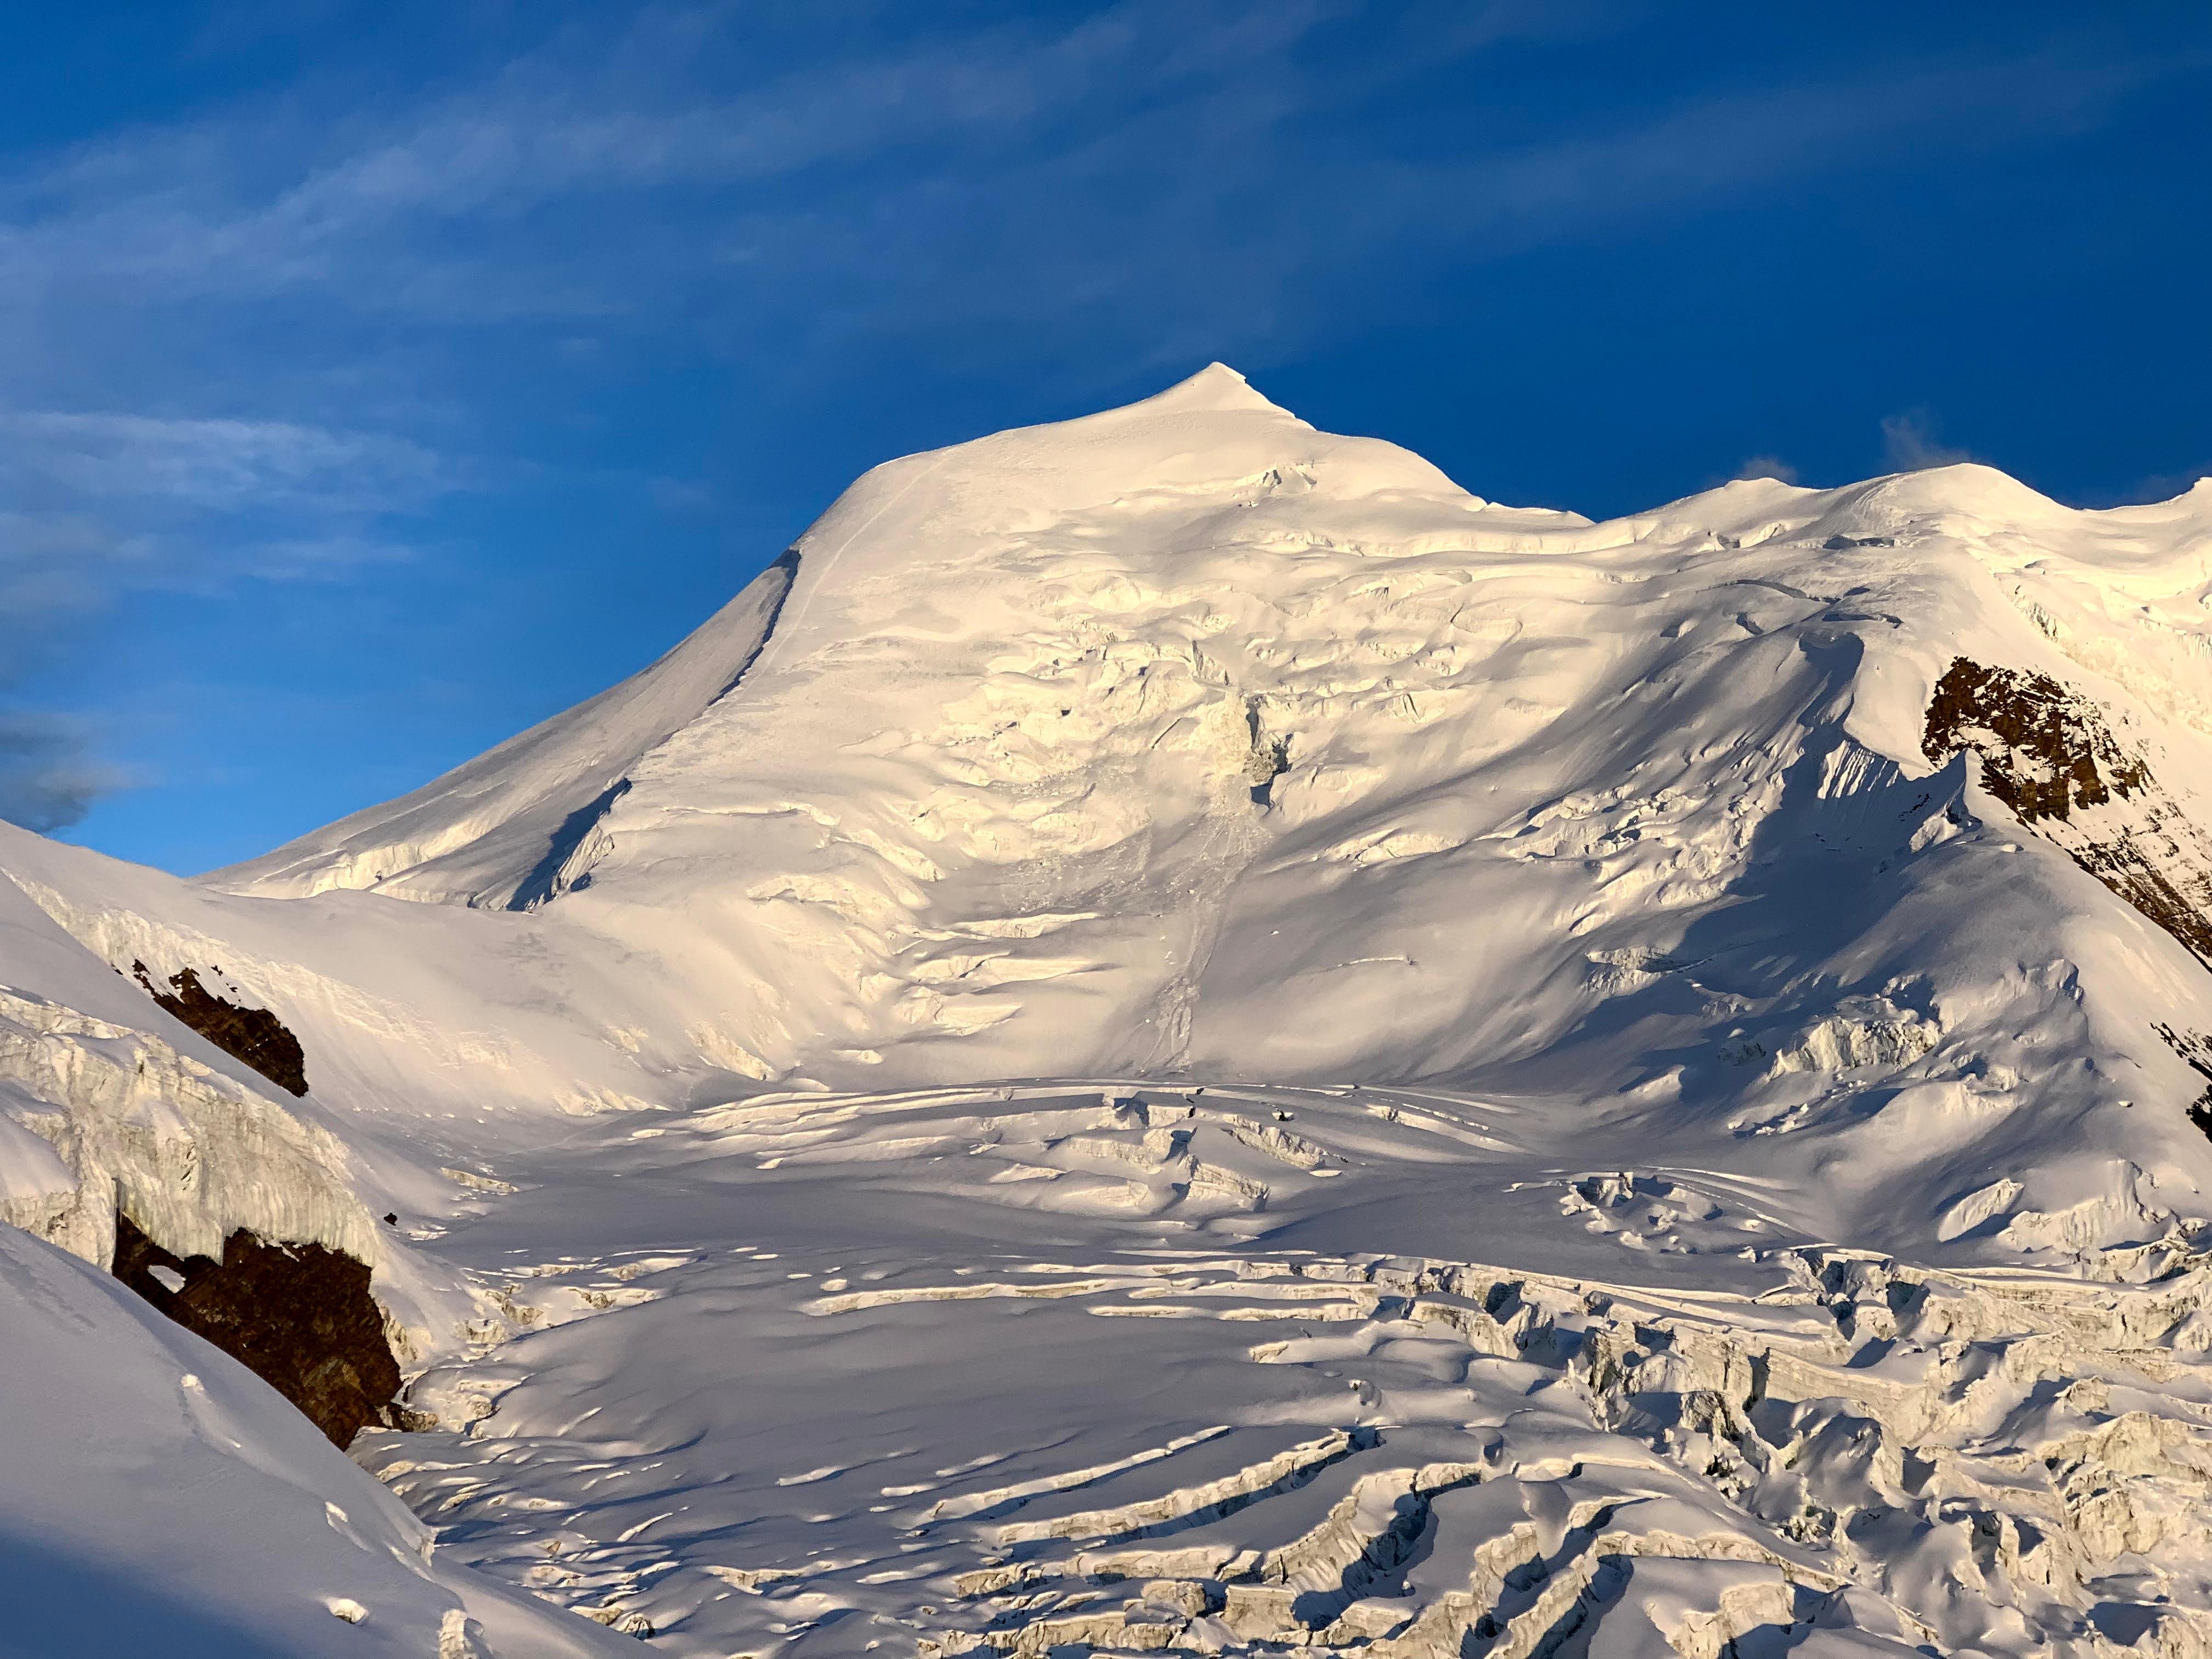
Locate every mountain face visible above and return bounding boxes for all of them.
[7,367,2212,1655]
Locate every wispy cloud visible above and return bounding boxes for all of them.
[0,407,459,821]
[1732,456,1800,485]
[0,405,459,613]
[7,6,2176,355]
[0,2,2197,838]
[1881,409,1975,472]
[0,712,121,833]
[0,410,448,514]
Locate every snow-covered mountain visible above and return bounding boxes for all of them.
[7,366,2212,1656]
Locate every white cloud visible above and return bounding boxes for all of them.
[0,411,449,514]
[1733,456,1799,485]
[1881,410,1974,472]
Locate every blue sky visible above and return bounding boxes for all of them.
[4,1,2208,873]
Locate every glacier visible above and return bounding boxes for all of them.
[5,364,2212,1655]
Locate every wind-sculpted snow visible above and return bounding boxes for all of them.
[3,367,2212,1651]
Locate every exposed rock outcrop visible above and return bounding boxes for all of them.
[1922,657,2147,823]
[1925,658,2212,967]
[132,960,309,1095]
[111,1209,401,1447]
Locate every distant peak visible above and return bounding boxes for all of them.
[1138,362,1291,417]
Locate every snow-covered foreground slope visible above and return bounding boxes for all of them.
[7,367,2212,1654]
[0,1219,637,1657]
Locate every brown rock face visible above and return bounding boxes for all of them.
[132,961,309,1096]
[1921,657,2148,824]
[111,1210,402,1448]
[1923,657,2212,967]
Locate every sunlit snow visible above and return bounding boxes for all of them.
[7,366,2212,1655]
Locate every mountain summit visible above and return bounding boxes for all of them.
[7,374,2212,1654]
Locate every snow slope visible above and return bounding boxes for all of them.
[217,550,798,911]
[0,1219,637,1658]
[6,366,2212,1655]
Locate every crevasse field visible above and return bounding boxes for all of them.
[7,366,2212,1657]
